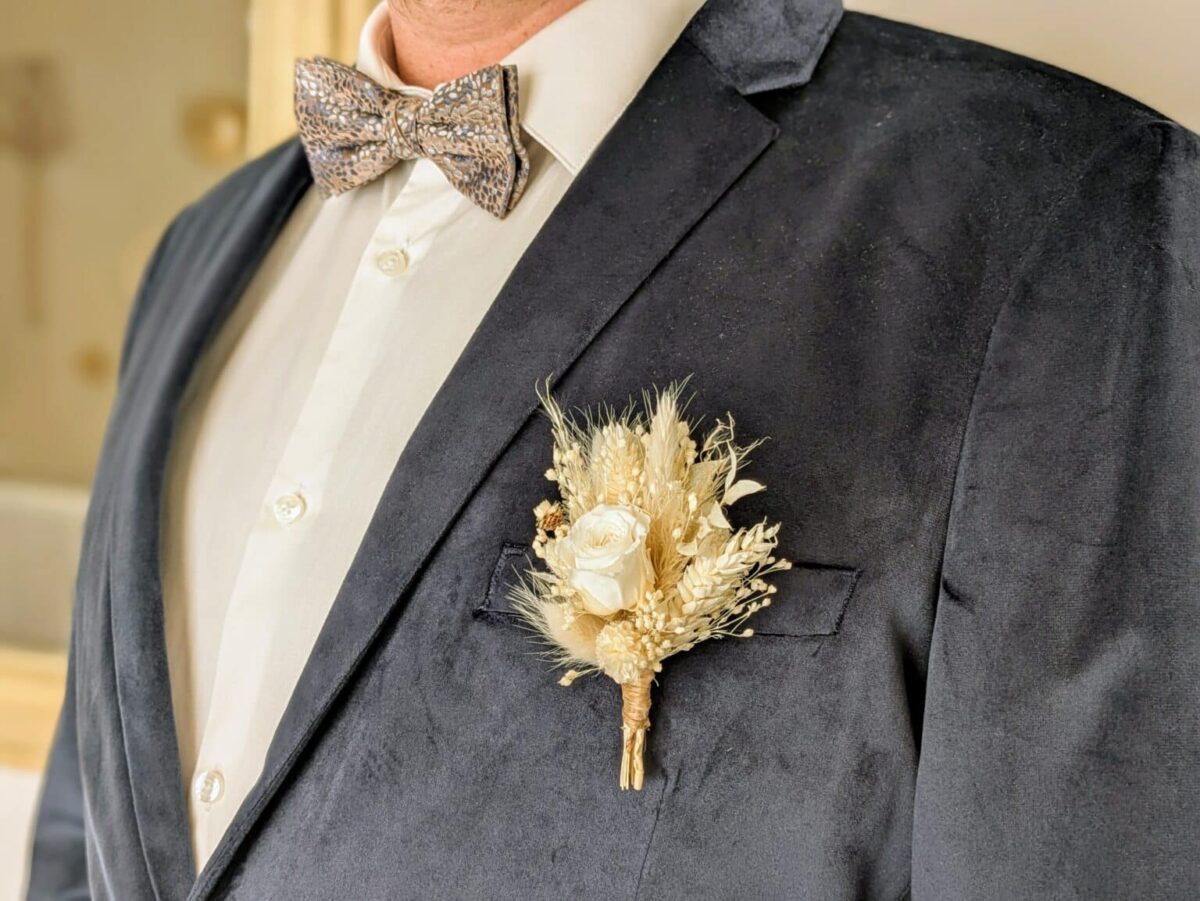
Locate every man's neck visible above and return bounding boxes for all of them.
[387,0,586,88]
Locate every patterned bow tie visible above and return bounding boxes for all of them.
[294,57,531,218]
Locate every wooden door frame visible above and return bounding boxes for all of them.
[247,0,376,155]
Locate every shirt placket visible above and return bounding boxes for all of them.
[186,161,458,860]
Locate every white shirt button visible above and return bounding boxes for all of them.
[272,491,307,526]
[192,768,225,806]
[375,248,408,276]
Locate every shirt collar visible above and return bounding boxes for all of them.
[356,0,706,176]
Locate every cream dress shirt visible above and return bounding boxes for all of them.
[161,0,704,867]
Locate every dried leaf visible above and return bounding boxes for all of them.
[723,479,765,506]
[707,503,731,530]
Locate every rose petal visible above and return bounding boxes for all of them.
[570,569,627,617]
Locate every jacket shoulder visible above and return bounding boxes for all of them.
[833,13,1176,130]
[751,13,1195,281]
[765,11,1194,184]
[169,139,309,246]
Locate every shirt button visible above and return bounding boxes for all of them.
[272,491,307,526]
[192,768,225,806]
[375,248,408,276]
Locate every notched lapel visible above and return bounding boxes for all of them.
[192,36,780,898]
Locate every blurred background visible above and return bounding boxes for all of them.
[0,0,1195,895]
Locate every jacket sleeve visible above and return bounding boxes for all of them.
[26,209,187,901]
[913,120,1200,898]
[27,648,90,901]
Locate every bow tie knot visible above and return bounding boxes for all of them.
[294,57,531,218]
[381,96,422,159]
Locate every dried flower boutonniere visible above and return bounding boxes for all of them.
[512,384,790,790]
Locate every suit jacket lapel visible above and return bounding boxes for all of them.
[190,35,779,898]
[105,142,312,899]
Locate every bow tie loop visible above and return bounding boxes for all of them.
[294,56,530,218]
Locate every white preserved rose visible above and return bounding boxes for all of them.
[559,504,654,617]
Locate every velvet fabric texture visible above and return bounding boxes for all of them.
[28,1,1200,898]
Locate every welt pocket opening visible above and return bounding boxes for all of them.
[474,543,861,638]
[474,543,532,627]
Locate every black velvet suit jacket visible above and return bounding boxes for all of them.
[28,1,1200,898]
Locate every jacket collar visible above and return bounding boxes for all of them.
[687,0,843,94]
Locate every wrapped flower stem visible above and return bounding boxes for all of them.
[619,671,653,791]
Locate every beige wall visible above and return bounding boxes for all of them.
[0,0,249,485]
[846,0,1200,130]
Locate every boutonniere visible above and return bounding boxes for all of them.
[512,383,790,790]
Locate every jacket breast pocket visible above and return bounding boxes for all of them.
[475,542,860,638]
